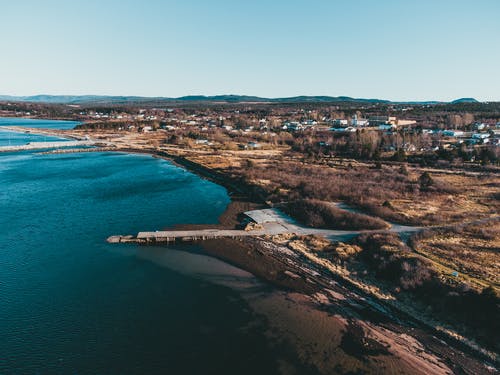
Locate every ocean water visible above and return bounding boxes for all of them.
[0,129,69,147]
[0,117,80,129]
[0,117,76,146]
[0,119,302,374]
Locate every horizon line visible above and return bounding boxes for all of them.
[0,93,493,103]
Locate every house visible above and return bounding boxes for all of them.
[331,119,348,127]
[396,119,417,126]
[247,141,261,148]
[161,125,176,130]
[443,130,464,137]
[283,121,303,131]
[352,114,368,127]
[331,126,356,132]
[402,143,416,152]
[302,119,318,126]
[472,133,490,139]
[369,116,397,126]
[369,116,416,127]
[378,124,395,131]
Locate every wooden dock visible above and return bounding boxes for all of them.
[107,228,267,244]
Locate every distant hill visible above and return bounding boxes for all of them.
[450,98,479,104]
[0,95,155,104]
[0,94,480,105]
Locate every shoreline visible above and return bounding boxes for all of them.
[116,147,499,371]
[3,125,497,372]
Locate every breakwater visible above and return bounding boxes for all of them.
[0,140,95,152]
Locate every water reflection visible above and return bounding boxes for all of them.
[121,245,266,293]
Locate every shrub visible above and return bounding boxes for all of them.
[419,171,434,191]
[282,199,388,230]
[356,232,500,351]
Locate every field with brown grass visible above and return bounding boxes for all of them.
[413,220,500,291]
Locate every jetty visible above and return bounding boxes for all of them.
[0,140,95,152]
[107,208,363,244]
[106,206,424,245]
[107,228,268,244]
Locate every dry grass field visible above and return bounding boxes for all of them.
[414,220,500,291]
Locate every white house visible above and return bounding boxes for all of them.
[247,141,261,148]
[332,119,348,126]
[472,133,490,139]
[378,124,395,131]
[443,130,464,137]
[330,126,356,132]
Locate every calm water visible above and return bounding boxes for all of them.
[0,117,76,146]
[0,119,302,374]
[0,129,69,147]
[0,117,80,129]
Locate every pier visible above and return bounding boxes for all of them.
[106,207,423,245]
[107,228,268,244]
[106,208,363,244]
[0,140,96,152]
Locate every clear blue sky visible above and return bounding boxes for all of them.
[1,0,499,101]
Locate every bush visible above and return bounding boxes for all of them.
[283,199,388,230]
[419,171,434,191]
[356,232,500,351]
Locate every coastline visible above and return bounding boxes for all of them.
[109,147,499,372]
[3,125,497,373]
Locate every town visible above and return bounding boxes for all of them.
[1,98,499,166]
[1,97,499,373]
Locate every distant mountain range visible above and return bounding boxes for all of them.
[0,94,480,105]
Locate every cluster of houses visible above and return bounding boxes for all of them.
[328,115,416,133]
[76,105,500,153]
[79,110,159,122]
[279,115,418,133]
[440,122,500,147]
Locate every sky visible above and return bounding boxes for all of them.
[1,0,499,101]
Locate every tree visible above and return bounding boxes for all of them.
[392,149,406,162]
[419,172,434,191]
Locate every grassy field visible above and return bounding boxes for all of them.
[413,220,500,291]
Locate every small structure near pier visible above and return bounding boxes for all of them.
[106,208,365,244]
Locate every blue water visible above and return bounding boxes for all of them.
[0,129,68,147]
[0,117,75,146]
[0,119,302,374]
[0,117,79,129]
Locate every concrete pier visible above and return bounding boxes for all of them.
[106,208,362,244]
[106,207,421,245]
[0,140,95,152]
[107,228,267,243]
